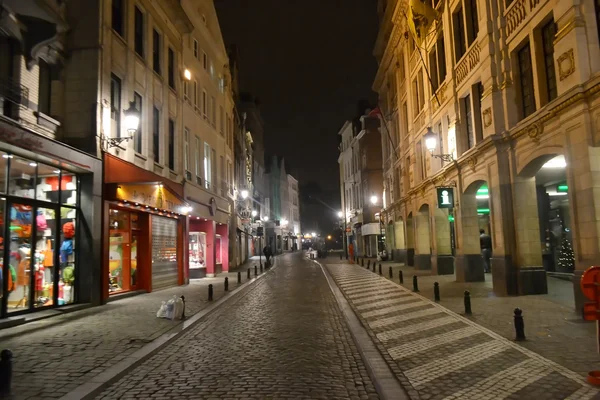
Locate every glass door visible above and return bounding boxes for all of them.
[131,231,138,289]
[108,209,130,293]
[7,202,34,313]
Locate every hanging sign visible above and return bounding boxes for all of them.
[437,187,454,209]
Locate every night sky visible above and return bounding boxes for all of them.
[215,0,379,190]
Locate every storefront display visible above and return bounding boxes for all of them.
[189,232,206,271]
[215,235,222,265]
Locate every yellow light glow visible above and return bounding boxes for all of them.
[184,69,192,81]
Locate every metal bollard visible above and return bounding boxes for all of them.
[237,271,241,284]
[180,295,186,319]
[0,349,13,396]
[254,265,258,276]
[367,260,371,269]
[378,264,382,275]
[464,290,472,314]
[389,266,393,279]
[434,282,440,302]
[224,277,229,291]
[247,269,251,280]
[208,284,213,301]
[260,264,263,273]
[399,270,404,284]
[514,308,526,340]
[412,275,419,292]
[340,253,343,260]
[373,263,376,272]
[361,258,364,267]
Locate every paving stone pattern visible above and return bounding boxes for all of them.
[0,258,265,400]
[326,261,600,400]
[96,253,379,400]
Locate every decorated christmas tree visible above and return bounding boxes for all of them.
[557,235,575,271]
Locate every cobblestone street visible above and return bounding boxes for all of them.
[96,252,379,399]
[325,259,600,400]
[0,257,266,400]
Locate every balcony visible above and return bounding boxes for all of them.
[0,77,30,117]
[505,0,543,42]
[455,41,481,86]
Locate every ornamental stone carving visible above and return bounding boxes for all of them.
[482,108,492,128]
[558,49,575,81]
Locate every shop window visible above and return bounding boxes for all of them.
[35,163,60,202]
[216,235,222,264]
[60,207,77,304]
[35,207,55,307]
[8,157,36,198]
[7,203,34,314]
[189,232,206,270]
[60,173,78,205]
[109,209,130,293]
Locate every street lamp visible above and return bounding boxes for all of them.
[281,219,288,226]
[240,189,249,199]
[311,232,317,237]
[424,127,454,162]
[337,211,343,218]
[263,216,269,222]
[251,210,258,217]
[184,68,192,81]
[100,101,140,150]
[370,195,378,205]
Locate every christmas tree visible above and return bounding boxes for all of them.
[557,236,575,271]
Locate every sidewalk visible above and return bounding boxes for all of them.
[329,256,599,377]
[0,256,272,400]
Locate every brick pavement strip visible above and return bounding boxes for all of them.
[325,261,600,400]
[94,253,380,400]
[0,258,268,400]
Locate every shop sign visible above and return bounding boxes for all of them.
[437,187,454,209]
[116,184,188,213]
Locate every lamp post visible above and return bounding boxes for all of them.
[99,101,140,150]
[424,127,454,162]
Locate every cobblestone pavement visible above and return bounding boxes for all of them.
[325,260,600,400]
[96,252,379,400]
[346,256,600,377]
[0,257,269,400]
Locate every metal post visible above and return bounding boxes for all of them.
[208,284,213,301]
[412,275,419,292]
[254,265,258,276]
[389,266,393,279]
[247,269,251,280]
[514,308,525,340]
[259,235,263,268]
[260,264,263,273]
[180,295,186,319]
[0,349,13,396]
[224,277,229,291]
[237,271,241,284]
[399,270,404,284]
[367,260,371,269]
[434,282,440,302]
[378,263,382,275]
[464,290,472,314]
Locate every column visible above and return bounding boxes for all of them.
[432,208,454,275]
[455,190,486,282]
[414,207,432,270]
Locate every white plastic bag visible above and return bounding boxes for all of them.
[174,296,184,320]
[156,301,167,318]
[165,297,175,320]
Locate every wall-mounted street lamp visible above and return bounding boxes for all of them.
[251,210,258,217]
[281,218,289,226]
[370,195,378,205]
[263,216,269,222]
[100,101,140,150]
[337,211,343,218]
[240,189,249,199]
[424,127,454,162]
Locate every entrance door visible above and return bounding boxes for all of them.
[109,209,131,293]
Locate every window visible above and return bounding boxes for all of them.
[168,48,175,89]
[220,155,225,195]
[193,39,199,59]
[38,59,51,115]
[134,6,144,57]
[453,7,466,61]
[541,19,557,103]
[219,106,224,134]
[193,81,198,108]
[202,90,207,117]
[596,0,600,45]
[219,77,225,93]
[212,148,217,193]
[518,42,536,119]
[195,136,201,177]
[134,92,143,153]
[153,106,160,163]
[465,0,479,46]
[184,80,189,100]
[111,74,122,138]
[168,119,175,170]
[429,35,447,93]
[153,29,161,75]
[417,141,426,180]
[412,78,420,117]
[210,62,215,78]
[112,0,124,37]
[401,102,408,139]
[210,96,216,125]
[204,142,211,189]
[398,52,406,82]
[203,52,208,70]
[464,95,474,149]
[412,70,425,116]
[474,82,484,142]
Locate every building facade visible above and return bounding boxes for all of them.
[374,0,600,311]
[288,173,301,247]
[0,0,103,318]
[338,117,384,258]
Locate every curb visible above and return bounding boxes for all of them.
[60,257,280,400]
[313,259,409,400]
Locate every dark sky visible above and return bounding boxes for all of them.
[215,0,379,189]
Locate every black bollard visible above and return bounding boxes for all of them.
[180,295,186,319]
[434,282,440,302]
[367,260,371,269]
[260,264,263,273]
[412,275,419,292]
[224,277,229,291]
[514,308,526,340]
[378,264,382,275]
[254,265,258,276]
[340,253,343,260]
[237,271,241,284]
[373,263,376,272]
[464,290,472,314]
[208,284,213,301]
[361,258,364,267]
[389,266,393,279]
[247,269,251,280]
[399,270,404,284]
[0,349,13,396]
